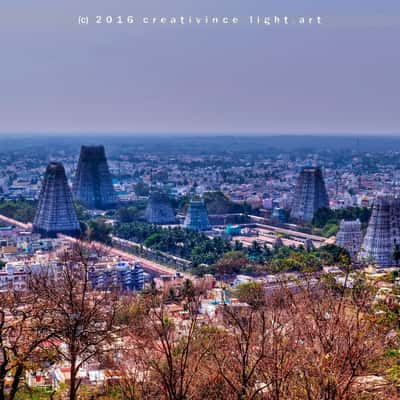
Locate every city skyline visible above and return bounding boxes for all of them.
[2,0,400,393]
[1,132,400,398]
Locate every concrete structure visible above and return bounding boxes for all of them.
[359,195,400,267]
[60,234,192,279]
[226,225,241,236]
[73,145,117,209]
[0,263,30,291]
[184,199,211,231]
[336,219,363,260]
[145,190,176,224]
[272,207,288,223]
[33,162,81,238]
[89,261,144,292]
[291,166,329,222]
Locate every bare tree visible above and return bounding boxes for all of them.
[0,289,55,400]
[210,275,389,400]
[210,283,272,400]
[258,288,300,400]
[103,294,154,400]
[113,281,215,400]
[285,272,387,400]
[31,242,120,400]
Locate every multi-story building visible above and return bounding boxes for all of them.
[89,261,144,292]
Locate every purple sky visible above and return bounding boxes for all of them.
[1,0,399,135]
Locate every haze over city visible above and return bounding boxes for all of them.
[2,133,400,398]
[1,0,399,134]
[1,1,400,399]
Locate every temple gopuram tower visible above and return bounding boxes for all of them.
[73,145,117,209]
[33,162,81,238]
[336,219,363,261]
[184,199,211,231]
[291,166,329,222]
[145,190,176,224]
[359,195,400,267]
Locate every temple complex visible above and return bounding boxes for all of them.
[145,190,176,224]
[33,162,81,238]
[291,166,329,222]
[73,145,117,209]
[359,195,400,267]
[336,219,363,261]
[184,199,211,231]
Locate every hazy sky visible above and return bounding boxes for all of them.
[1,0,399,135]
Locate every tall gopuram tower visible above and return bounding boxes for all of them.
[145,190,176,224]
[359,195,400,267]
[184,199,211,231]
[33,162,81,238]
[290,166,329,222]
[336,219,363,261]
[73,145,118,209]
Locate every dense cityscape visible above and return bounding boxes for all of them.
[1,135,400,399]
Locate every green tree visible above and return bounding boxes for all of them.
[235,281,266,309]
[312,207,334,228]
[215,251,248,276]
[115,206,140,223]
[86,219,112,244]
[74,201,90,222]
[0,199,36,223]
[144,233,163,248]
[181,279,196,301]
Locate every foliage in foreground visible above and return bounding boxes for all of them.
[1,250,399,399]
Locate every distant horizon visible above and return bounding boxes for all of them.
[0,132,400,139]
[3,133,400,154]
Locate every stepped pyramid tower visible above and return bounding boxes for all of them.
[145,190,176,224]
[184,199,211,231]
[33,162,81,238]
[359,195,400,267]
[291,166,329,222]
[73,145,117,209]
[336,219,363,261]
